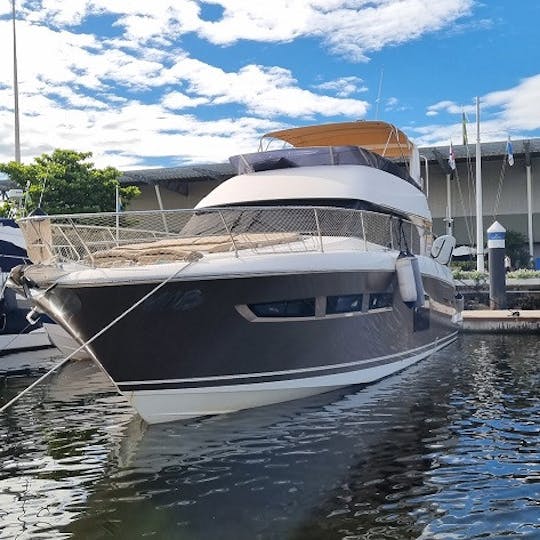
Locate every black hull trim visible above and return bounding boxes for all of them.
[118,332,458,392]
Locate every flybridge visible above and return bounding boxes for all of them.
[229,145,421,190]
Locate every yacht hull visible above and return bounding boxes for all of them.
[34,269,457,423]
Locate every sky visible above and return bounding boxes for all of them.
[0,0,539,170]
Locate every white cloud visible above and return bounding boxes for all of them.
[160,61,370,118]
[421,74,540,145]
[426,100,475,116]
[0,14,370,167]
[483,74,540,131]
[161,92,209,110]
[16,0,475,62]
[314,77,367,97]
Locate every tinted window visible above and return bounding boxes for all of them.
[249,298,316,318]
[368,292,393,310]
[327,294,363,314]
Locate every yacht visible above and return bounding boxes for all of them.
[0,218,52,356]
[8,121,460,423]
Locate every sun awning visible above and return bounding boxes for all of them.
[262,121,414,159]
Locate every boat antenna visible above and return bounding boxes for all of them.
[375,68,384,120]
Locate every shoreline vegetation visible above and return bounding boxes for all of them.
[452,269,540,281]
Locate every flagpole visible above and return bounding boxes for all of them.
[524,141,534,264]
[11,0,21,163]
[475,96,484,271]
[445,141,455,236]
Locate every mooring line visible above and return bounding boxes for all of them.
[0,255,201,415]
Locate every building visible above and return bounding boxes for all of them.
[421,139,540,261]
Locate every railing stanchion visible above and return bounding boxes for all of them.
[218,210,238,257]
[360,212,367,251]
[56,223,81,262]
[68,218,95,265]
[314,208,324,252]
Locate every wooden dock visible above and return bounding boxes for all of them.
[461,310,540,333]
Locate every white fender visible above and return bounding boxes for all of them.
[396,251,425,307]
[396,252,418,304]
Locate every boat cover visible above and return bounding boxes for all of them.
[229,146,420,189]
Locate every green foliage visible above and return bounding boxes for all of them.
[0,149,140,215]
[0,201,11,217]
[451,260,476,272]
[453,268,540,280]
[452,269,488,284]
[507,269,540,279]
[505,229,531,269]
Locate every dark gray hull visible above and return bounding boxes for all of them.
[36,269,458,423]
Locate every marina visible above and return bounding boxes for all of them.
[1,2,539,538]
[1,334,538,539]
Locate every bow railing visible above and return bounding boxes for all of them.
[17,206,430,267]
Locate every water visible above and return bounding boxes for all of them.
[1,335,539,539]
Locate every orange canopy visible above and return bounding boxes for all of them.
[263,121,414,159]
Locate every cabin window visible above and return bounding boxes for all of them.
[326,294,363,314]
[248,298,316,318]
[368,292,393,310]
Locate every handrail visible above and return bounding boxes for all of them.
[17,206,430,267]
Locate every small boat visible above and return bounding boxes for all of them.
[0,218,52,356]
[9,121,460,423]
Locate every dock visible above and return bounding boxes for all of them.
[461,310,540,333]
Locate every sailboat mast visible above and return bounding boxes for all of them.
[475,97,484,271]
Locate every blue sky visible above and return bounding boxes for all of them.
[0,0,539,170]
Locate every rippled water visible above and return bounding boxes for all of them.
[1,335,539,539]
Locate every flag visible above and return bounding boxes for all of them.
[462,112,468,145]
[448,141,456,170]
[506,137,514,166]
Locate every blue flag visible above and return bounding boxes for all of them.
[506,138,514,166]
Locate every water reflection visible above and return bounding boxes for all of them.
[1,336,539,539]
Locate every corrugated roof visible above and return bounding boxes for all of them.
[420,138,540,162]
[120,162,235,184]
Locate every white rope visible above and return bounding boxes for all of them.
[0,254,200,415]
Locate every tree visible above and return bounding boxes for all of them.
[505,229,531,269]
[0,149,140,215]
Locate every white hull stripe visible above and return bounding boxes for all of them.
[127,337,458,424]
[118,332,458,391]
